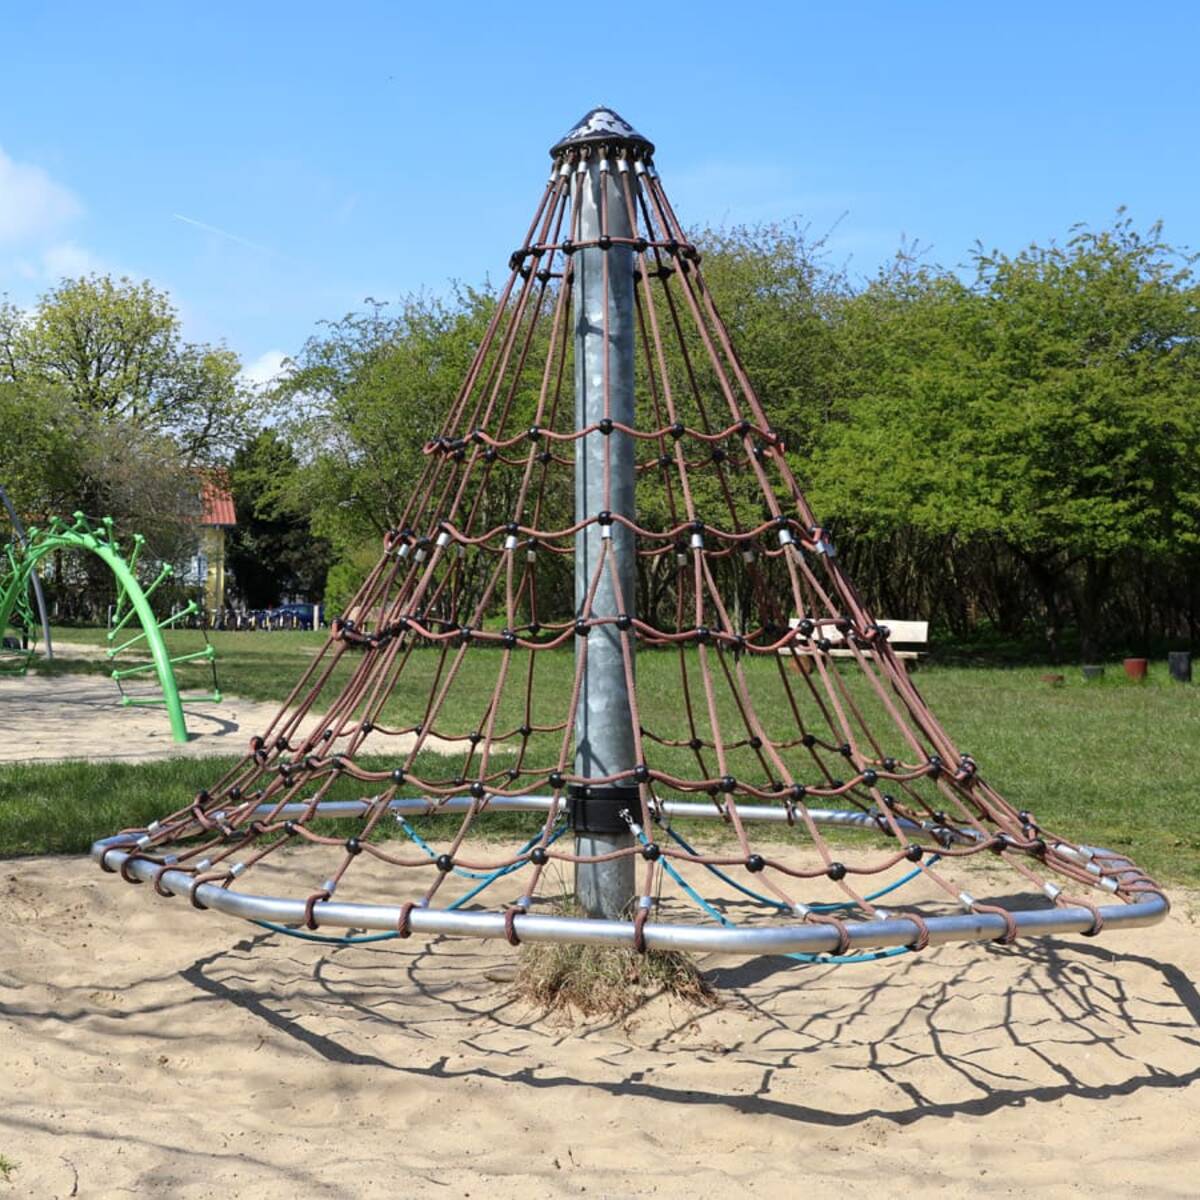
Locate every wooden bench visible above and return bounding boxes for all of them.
[786,618,929,667]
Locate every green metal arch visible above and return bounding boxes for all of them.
[0,516,195,742]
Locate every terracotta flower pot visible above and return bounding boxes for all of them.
[1123,657,1149,681]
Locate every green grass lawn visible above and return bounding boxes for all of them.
[4,628,1198,886]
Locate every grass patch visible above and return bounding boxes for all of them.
[514,902,715,1019]
[0,1155,17,1182]
[6,630,1199,886]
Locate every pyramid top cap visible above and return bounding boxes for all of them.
[549,107,655,157]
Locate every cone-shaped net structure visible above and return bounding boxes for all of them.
[95,110,1166,960]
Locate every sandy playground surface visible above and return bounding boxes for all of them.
[0,843,1197,1199]
[0,674,464,764]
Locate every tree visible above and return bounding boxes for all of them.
[811,216,1200,657]
[227,429,331,608]
[1,275,249,466]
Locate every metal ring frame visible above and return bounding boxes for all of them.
[91,800,1167,956]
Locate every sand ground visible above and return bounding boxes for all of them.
[0,674,463,764]
[0,846,1197,1199]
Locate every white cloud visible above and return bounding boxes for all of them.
[241,349,289,389]
[0,146,82,244]
[41,241,103,278]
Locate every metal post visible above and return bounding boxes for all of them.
[0,482,53,660]
[564,112,645,918]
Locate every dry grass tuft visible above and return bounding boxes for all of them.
[513,901,716,1019]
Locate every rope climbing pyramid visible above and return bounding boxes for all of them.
[94,109,1167,960]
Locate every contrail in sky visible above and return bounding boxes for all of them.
[172,213,276,255]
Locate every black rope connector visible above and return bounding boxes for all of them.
[711,446,727,464]
[518,724,532,738]
[616,613,632,631]
[689,737,703,752]
[906,843,924,862]
[928,755,943,778]
[840,743,853,758]
[530,846,549,866]
[598,234,612,250]
[469,781,486,799]
[790,783,807,800]
[435,854,454,873]
[801,733,816,748]
[695,626,711,643]
[501,628,517,649]
[391,767,406,784]
[746,854,765,873]
[548,770,564,788]
[827,861,847,881]
[748,735,762,750]
[597,509,613,525]
[458,625,473,644]
[345,837,362,856]
[574,618,589,637]
[598,417,614,435]
[642,842,661,861]
[561,239,575,256]
[283,821,297,836]
[797,618,814,638]
[670,422,685,439]
[719,775,737,793]
[527,425,541,442]
[658,453,673,469]
[634,763,650,783]
[861,768,878,786]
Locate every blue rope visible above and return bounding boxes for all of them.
[662,823,939,911]
[251,823,567,945]
[640,826,924,966]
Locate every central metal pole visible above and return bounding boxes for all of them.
[571,142,639,919]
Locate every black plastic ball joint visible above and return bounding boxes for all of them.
[861,768,878,786]
[797,618,815,638]
[469,780,486,799]
[695,626,711,643]
[597,417,614,435]
[548,770,564,789]
[283,821,298,836]
[827,861,847,881]
[391,767,406,784]
[435,854,454,873]
[746,854,765,873]
[634,763,651,783]
[669,421,686,439]
[345,837,362,856]
[641,842,661,862]
[719,775,737,794]
[574,618,589,637]
[616,613,632,631]
[905,843,924,862]
[789,783,807,801]
[501,628,517,649]
[688,737,703,752]
[529,846,549,866]
[801,733,816,749]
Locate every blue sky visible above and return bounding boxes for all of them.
[3,2,1198,385]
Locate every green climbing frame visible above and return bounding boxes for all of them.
[0,513,222,742]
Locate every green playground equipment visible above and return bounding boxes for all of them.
[0,512,222,742]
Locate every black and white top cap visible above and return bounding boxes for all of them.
[550,107,655,157]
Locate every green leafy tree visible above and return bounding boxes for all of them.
[227,429,332,608]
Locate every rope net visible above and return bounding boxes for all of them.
[96,110,1165,959]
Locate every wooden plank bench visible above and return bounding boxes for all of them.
[785,618,929,667]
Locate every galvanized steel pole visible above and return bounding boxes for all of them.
[562,111,646,918]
